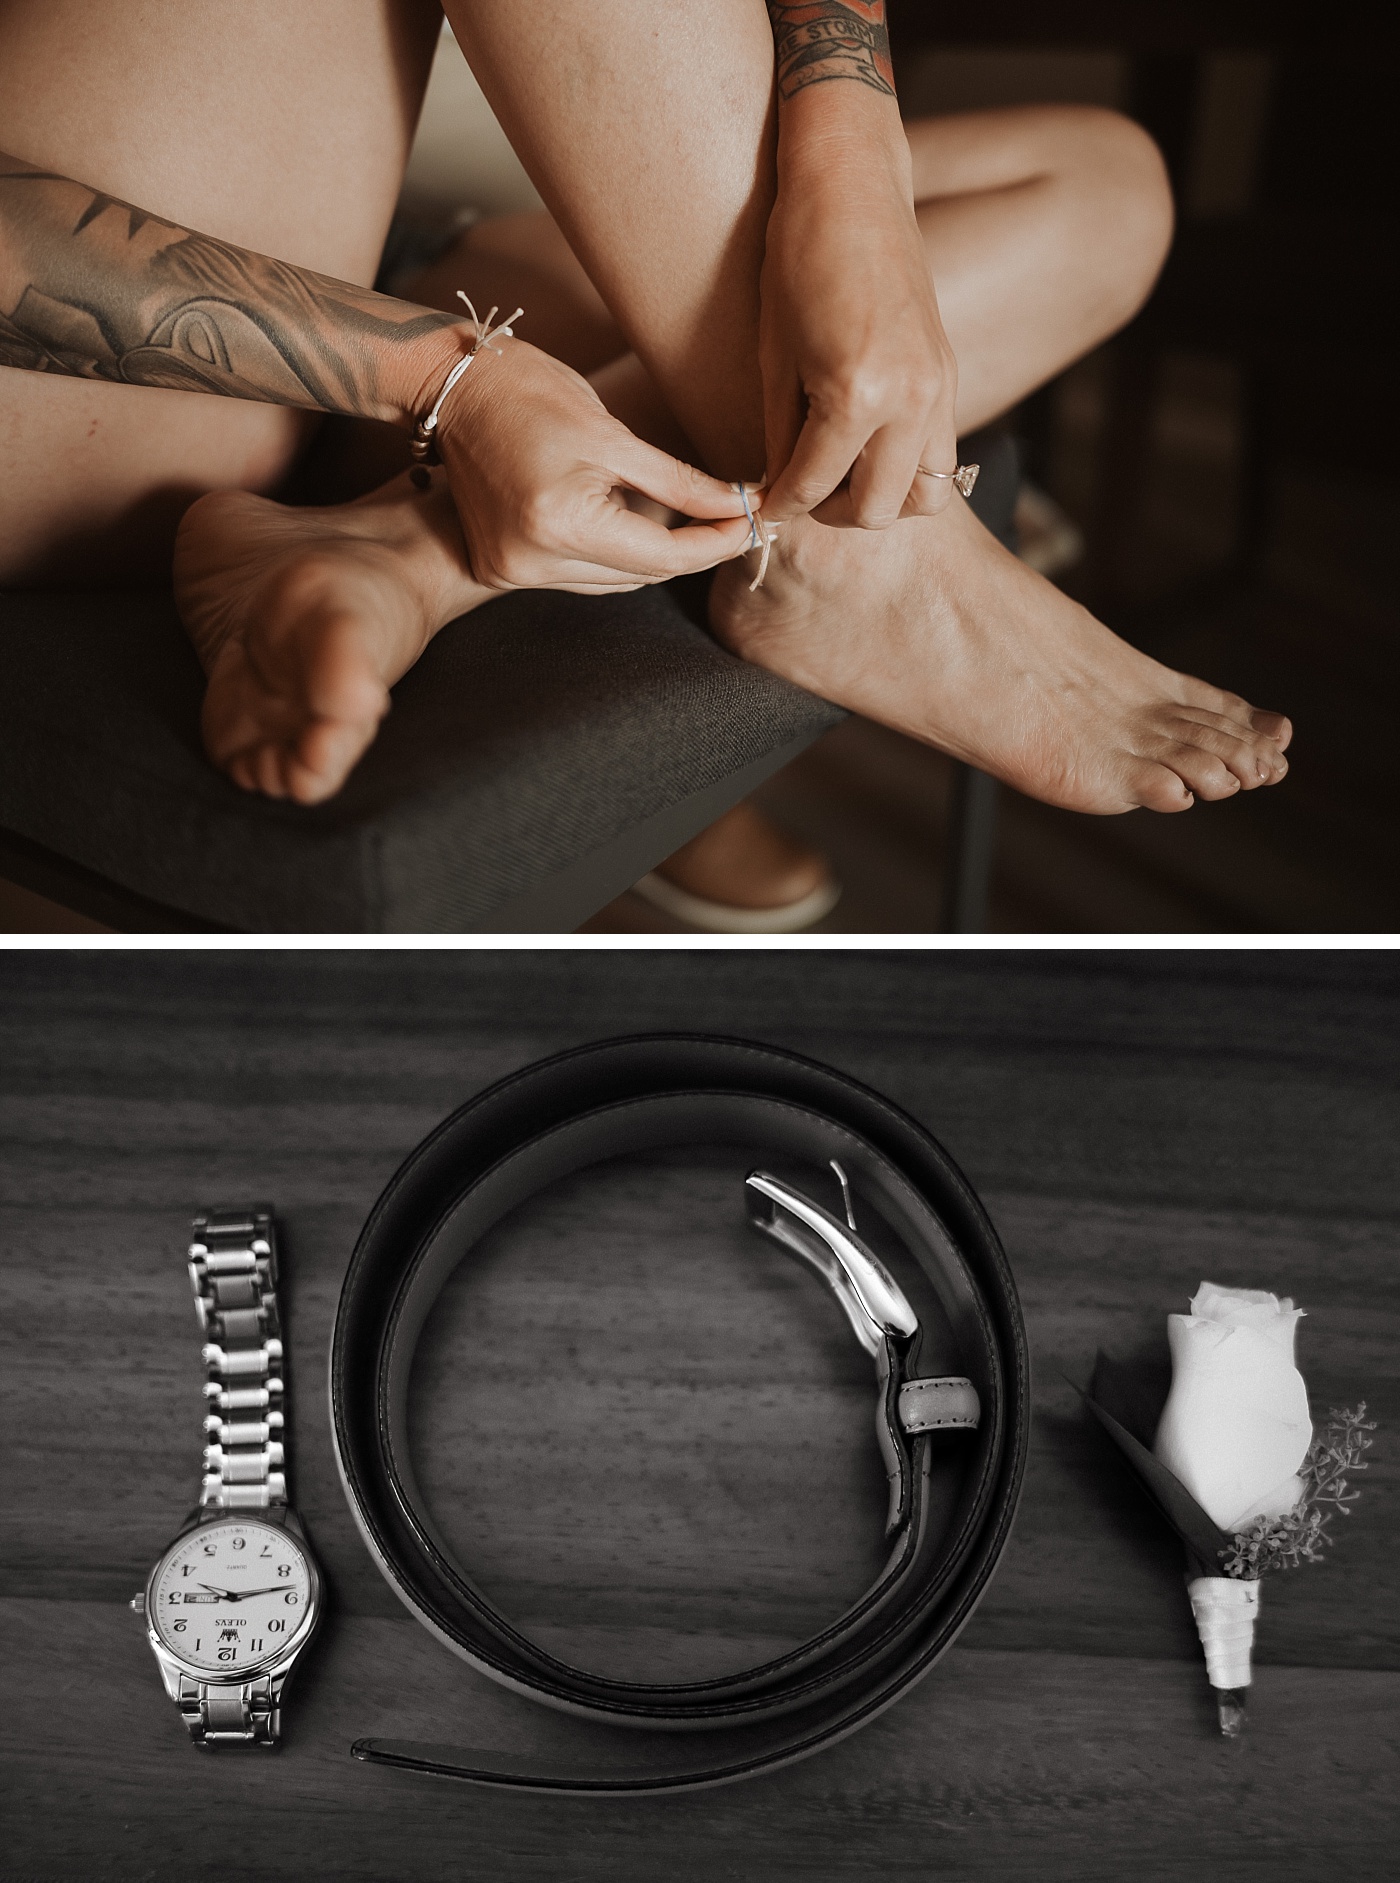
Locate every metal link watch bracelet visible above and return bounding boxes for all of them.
[133,1207,322,1750]
[190,1208,287,1510]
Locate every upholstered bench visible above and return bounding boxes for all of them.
[0,433,1018,933]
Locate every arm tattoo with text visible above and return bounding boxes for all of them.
[0,156,453,419]
[766,1,895,101]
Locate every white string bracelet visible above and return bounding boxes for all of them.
[409,293,523,479]
[735,481,778,591]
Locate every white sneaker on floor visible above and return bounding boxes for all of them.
[1014,483,1086,579]
[631,868,841,934]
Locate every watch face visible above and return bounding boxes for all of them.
[151,1520,314,1674]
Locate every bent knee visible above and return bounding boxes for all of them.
[1032,107,1175,329]
[1057,107,1175,305]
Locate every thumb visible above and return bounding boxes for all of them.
[762,356,805,499]
[612,435,752,519]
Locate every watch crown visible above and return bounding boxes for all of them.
[129,1592,146,1615]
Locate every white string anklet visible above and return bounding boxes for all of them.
[736,482,778,591]
[409,293,522,480]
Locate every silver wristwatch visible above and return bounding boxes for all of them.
[131,1207,323,1748]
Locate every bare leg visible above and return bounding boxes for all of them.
[444,1,1290,813]
[0,0,444,585]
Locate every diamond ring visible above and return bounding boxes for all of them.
[915,463,980,498]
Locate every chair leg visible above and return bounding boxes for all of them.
[1231,360,1277,581]
[941,763,999,932]
[1085,333,1161,610]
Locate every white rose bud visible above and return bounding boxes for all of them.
[1153,1282,1312,1533]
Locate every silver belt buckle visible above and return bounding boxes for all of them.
[745,1162,919,1354]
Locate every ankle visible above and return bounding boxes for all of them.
[383,476,489,631]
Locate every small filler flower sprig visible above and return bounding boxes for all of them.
[1220,1404,1374,1577]
[1083,1284,1375,1739]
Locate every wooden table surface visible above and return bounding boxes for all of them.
[2,951,1396,1880]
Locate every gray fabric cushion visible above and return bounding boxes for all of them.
[0,430,1018,933]
[0,584,841,931]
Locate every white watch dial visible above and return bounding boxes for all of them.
[151,1521,312,1673]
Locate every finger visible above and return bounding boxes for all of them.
[537,506,755,587]
[611,435,754,519]
[901,463,958,520]
[761,358,807,499]
[588,507,758,579]
[807,486,858,529]
[902,421,963,519]
[762,406,871,523]
[845,424,926,530]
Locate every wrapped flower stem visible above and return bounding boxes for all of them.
[1185,1577,1257,1736]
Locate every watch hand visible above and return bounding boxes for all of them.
[197,1582,240,1599]
[216,1585,292,1601]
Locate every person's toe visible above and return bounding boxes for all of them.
[1250,707,1293,751]
[300,612,391,730]
[1159,740,1245,801]
[227,750,260,794]
[252,742,290,800]
[1171,711,1288,788]
[1180,679,1293,754]
[1127,759,1196,813]
[284,716,380,805]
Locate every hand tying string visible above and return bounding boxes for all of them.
[736,481,779,591]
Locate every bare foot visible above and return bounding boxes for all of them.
[710,496,1291,815]
[173,474,490,803]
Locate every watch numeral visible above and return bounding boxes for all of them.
[218,1648,236,1662]
[267,1619,287,1633]
[232,1537,246,1551]
[260,1544,272,1557]
[251,1639,264,1654]
[276,1563,291,1578]
[203,1544,216,1556]
[284,1591,299,1605]
[181,1565,194,1577]
[172,1621,187,1633]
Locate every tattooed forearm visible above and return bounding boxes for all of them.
[766,1,895,101]
[0,155,455,421]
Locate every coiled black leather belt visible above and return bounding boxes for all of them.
[332,1035,1028,1793]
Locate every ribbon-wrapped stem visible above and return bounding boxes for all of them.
[1186,1575,1259,1735]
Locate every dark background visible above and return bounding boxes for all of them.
[1,948,1396,1877]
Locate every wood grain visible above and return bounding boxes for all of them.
[1,952,1396,1877]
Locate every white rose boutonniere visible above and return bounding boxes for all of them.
[1085,1281,1375,1738]
[1153,1283,1311,1730]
